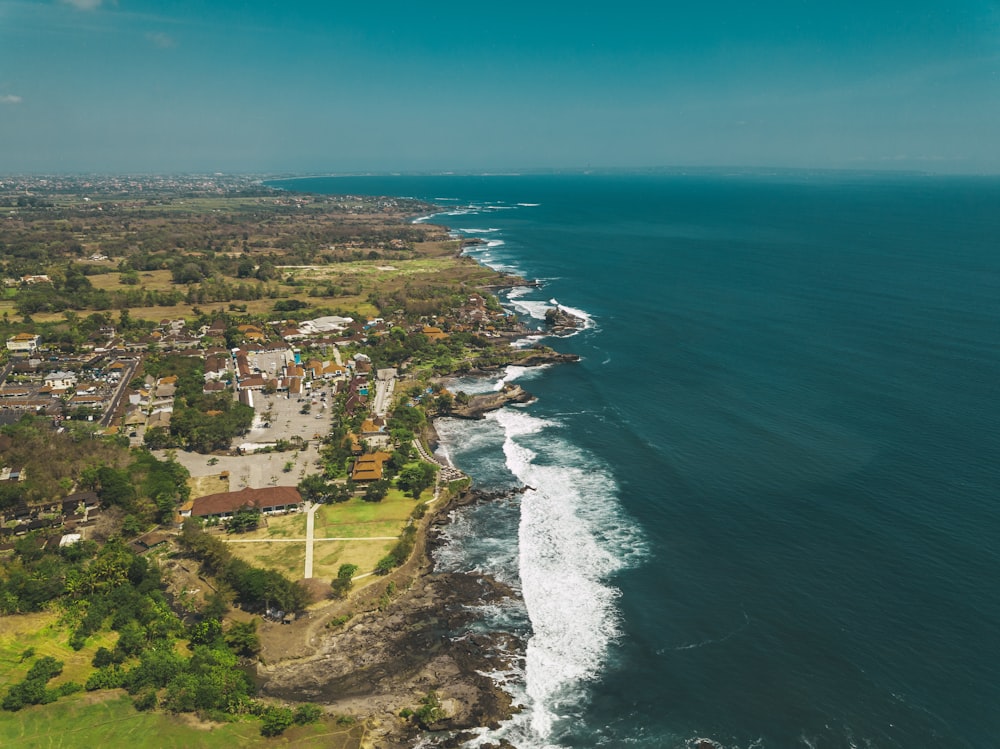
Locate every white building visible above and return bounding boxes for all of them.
[6,333,40,352]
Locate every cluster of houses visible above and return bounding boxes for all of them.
[0,489,101,548]
[0,344,134,425]
[123,374,177,435]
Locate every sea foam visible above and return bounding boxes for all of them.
[480,407,643,747]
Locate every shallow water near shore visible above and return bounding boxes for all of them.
[270,173,1000,749]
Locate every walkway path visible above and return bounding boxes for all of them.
[221,536,399,543]
[413,439,466,483]
[303,502,320,579]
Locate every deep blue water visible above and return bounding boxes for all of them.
[270,173,1000,749]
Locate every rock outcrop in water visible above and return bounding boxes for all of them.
[450,384,534,419]
[544,304,586,334]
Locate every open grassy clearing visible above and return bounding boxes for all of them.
[0,692,364,749]
[313,493,418,538]
[220,492,420,580]
[0,612,116,693]
[311,539,396,581]
[225,541,306,580]
[87,270,175,292]
[232,512,308,541]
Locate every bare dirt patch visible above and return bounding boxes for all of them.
[189,473,229,498]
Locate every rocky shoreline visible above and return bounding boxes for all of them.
[256,487,529,749]
[450,384,534,419]
[254,260,583,745]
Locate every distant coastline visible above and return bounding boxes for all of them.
[254,202,582,748]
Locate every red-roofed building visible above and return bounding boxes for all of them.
[180,486,303,520]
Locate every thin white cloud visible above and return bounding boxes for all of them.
[0,95,23,105]
[60,0,104,10]
[146,32,176,49]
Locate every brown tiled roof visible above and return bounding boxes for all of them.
[241,375,266,388]
[190,486,302,517]
[351,451,392,482]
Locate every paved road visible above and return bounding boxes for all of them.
[373,376,395,417]
[101,358,138,427]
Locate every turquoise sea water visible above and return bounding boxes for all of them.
[270,173,1000,749]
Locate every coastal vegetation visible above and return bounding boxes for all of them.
[0,175,576,747]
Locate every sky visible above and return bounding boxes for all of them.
[1,0,999,174]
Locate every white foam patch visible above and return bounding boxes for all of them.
[509,297,553,321]
[461,227,502,234]
[493,364,551,391]
[447,375,504,395]
[517,203,541,207]
[480,408,644,746]
[505,286,533,300]
[511,335,548,349]
[434,416,503,460]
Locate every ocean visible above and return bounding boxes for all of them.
[268,172,1000,749]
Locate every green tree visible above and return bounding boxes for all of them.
[226,506,261,534]
[330,563,358,599]
[298,473,332,504]
[363,479,390,503]
[224,619,261,657]
[96,466,136,511]
[397,462,437,499]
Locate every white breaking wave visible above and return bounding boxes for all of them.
[517,203,541,207]
[509,297,553,321]
[486,239,505,248]
[474,408,643,748]
[461,227,502,234]
[505,285,541,301]
[511,334,548,349]
[492,364,551,391]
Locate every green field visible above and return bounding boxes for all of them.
[0,693,365,749]
[0,613,116,694]
[221,491,425,581]
[313,491,421,538]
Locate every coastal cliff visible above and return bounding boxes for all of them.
[256,487,526,749]
[451,384,534,419]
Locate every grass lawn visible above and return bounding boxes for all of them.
[0,612,116,693]
[87,270,176,292]
[313,492,417,538]
[221,492,420,580]
[311,539,396,581]
[237,513,308,540]
[0,692,364,749]
[225,541,306,580]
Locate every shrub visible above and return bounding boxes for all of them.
[374,555,395,576]
[293,703,323,725]
[415,690,445,727]
[133,688,158,711]
[260,705,295,737]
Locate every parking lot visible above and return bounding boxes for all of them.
[164,382,335,491]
